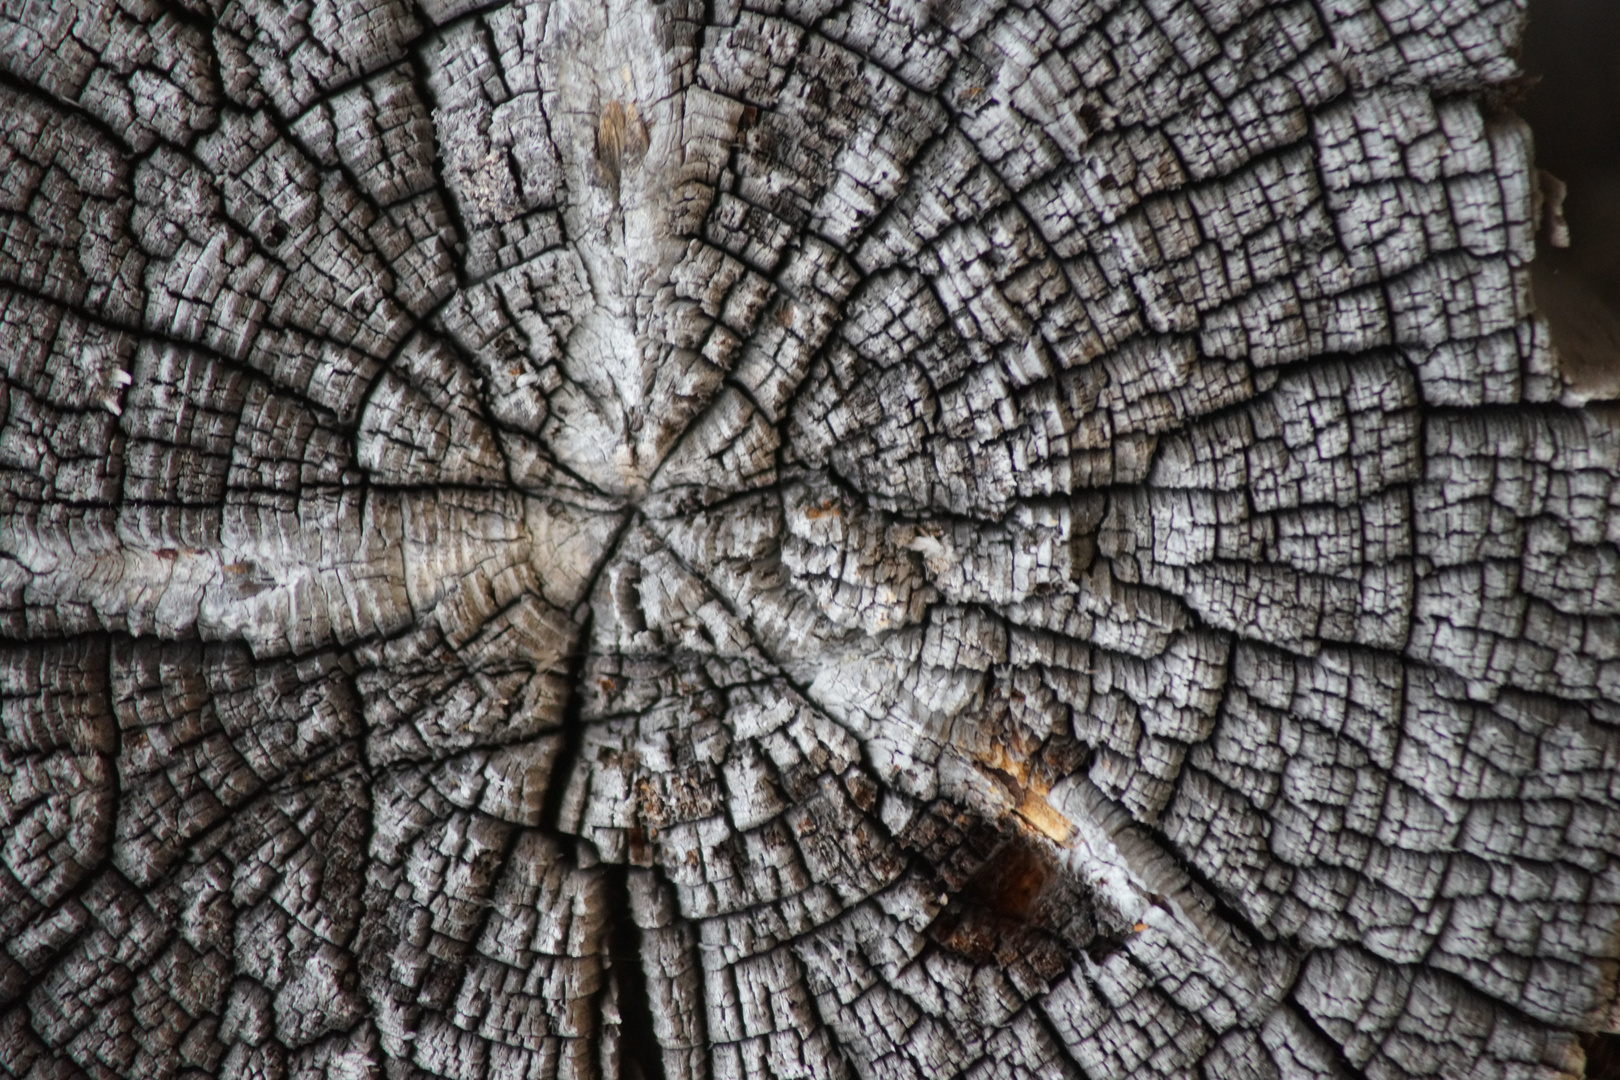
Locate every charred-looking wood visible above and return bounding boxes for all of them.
[2,0,1619,1078]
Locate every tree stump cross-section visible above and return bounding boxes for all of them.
[1,0,1618,1078]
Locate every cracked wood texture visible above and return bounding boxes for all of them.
[1,0,1617,1078]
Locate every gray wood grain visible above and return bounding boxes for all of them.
[1,0,1614,1077]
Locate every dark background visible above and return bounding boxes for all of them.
[1521,0,1620,389]
[1523,0,1620,308]
[1523,15,1620,1080]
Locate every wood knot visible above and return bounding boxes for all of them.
[596,100,649,201]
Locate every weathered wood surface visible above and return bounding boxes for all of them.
[1,0,1615,1077]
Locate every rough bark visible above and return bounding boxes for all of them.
[0,0,1614,1078]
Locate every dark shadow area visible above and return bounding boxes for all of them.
[599,865,664,1080]
[1521,0,1620,396]
[1583,1033,1620,1080]
[1522,0,1620,308]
